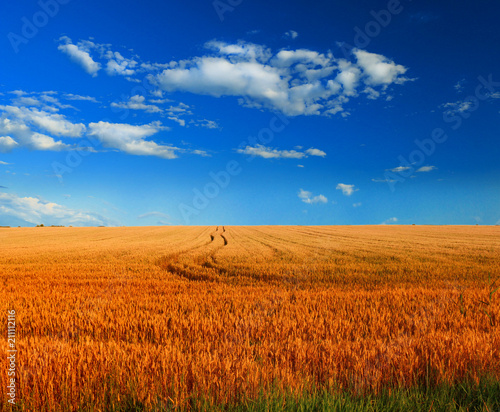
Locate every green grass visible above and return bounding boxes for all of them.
[8,377,500,411]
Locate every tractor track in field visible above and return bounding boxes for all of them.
[156,226,229,281]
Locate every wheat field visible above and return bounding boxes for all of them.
[1,225,499,410]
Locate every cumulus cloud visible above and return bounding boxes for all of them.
[0,192,112,226]
[354,49,409,86]
[56,37,410,116]
[87,121,180,159]
[58,36,101,77]
[0,136,19,152]
[111,95,162,113]
[298,189,328,204]
[237,144,326,159]
[416,165,437,172]
[0,105,82,152]
[150,41,410,116]
[104,51,138,76]
[336,183,358,196]
[58,37,139,79]
[305,148,326,157]
[0,105,85,138]
[0,90,206,159]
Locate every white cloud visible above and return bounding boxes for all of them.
[0,192,112,226]
[58,37,101,77]
[63,94,99,103]
[380,217,398,225]
[416,165,437,172]
[238,145,303,159]
[28,132,72,151]
[168,116,185,127]
[111,95,162,113]
[196,119,219,129]
[58,37,140,79]
[0,90,206,159]
[14,96,41,106]
[441,100,474,115]
[353,202,362,207]
[105,51,138,76]
[386,166,411,173]
[191,149,210,157]
[237,144,326,159]
[0,160,11,165]
[151,41,409,116]
[336,183,358,196]
[284,30,299,39]
[87,121,179,159]
[298,189,328,204]
[354,49,409,86]
[454,79,465,92]
[305,148,326,157]
[56,38,410,116]
[335,60,361,95]
[0,116,73,152]
[0,136,19,152]
[363,87,380,100]
[0,105,85,138]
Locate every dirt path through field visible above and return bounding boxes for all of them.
[157,226,229,281]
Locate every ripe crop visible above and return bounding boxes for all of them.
[1,225,499,410]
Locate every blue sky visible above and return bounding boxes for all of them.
[1,0,499,226]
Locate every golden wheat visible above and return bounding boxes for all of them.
[1,225,499,410]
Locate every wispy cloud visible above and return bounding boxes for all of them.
[454,79,465,92]
[372,178,396,183]
[386,166,410,173]
[111,95,162,113]
[237,144,326,159]
[138,211,170,219]
[63,93,99,103]
[284,30,299,39]
[380,217,398,225]
[416,165,437,172]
